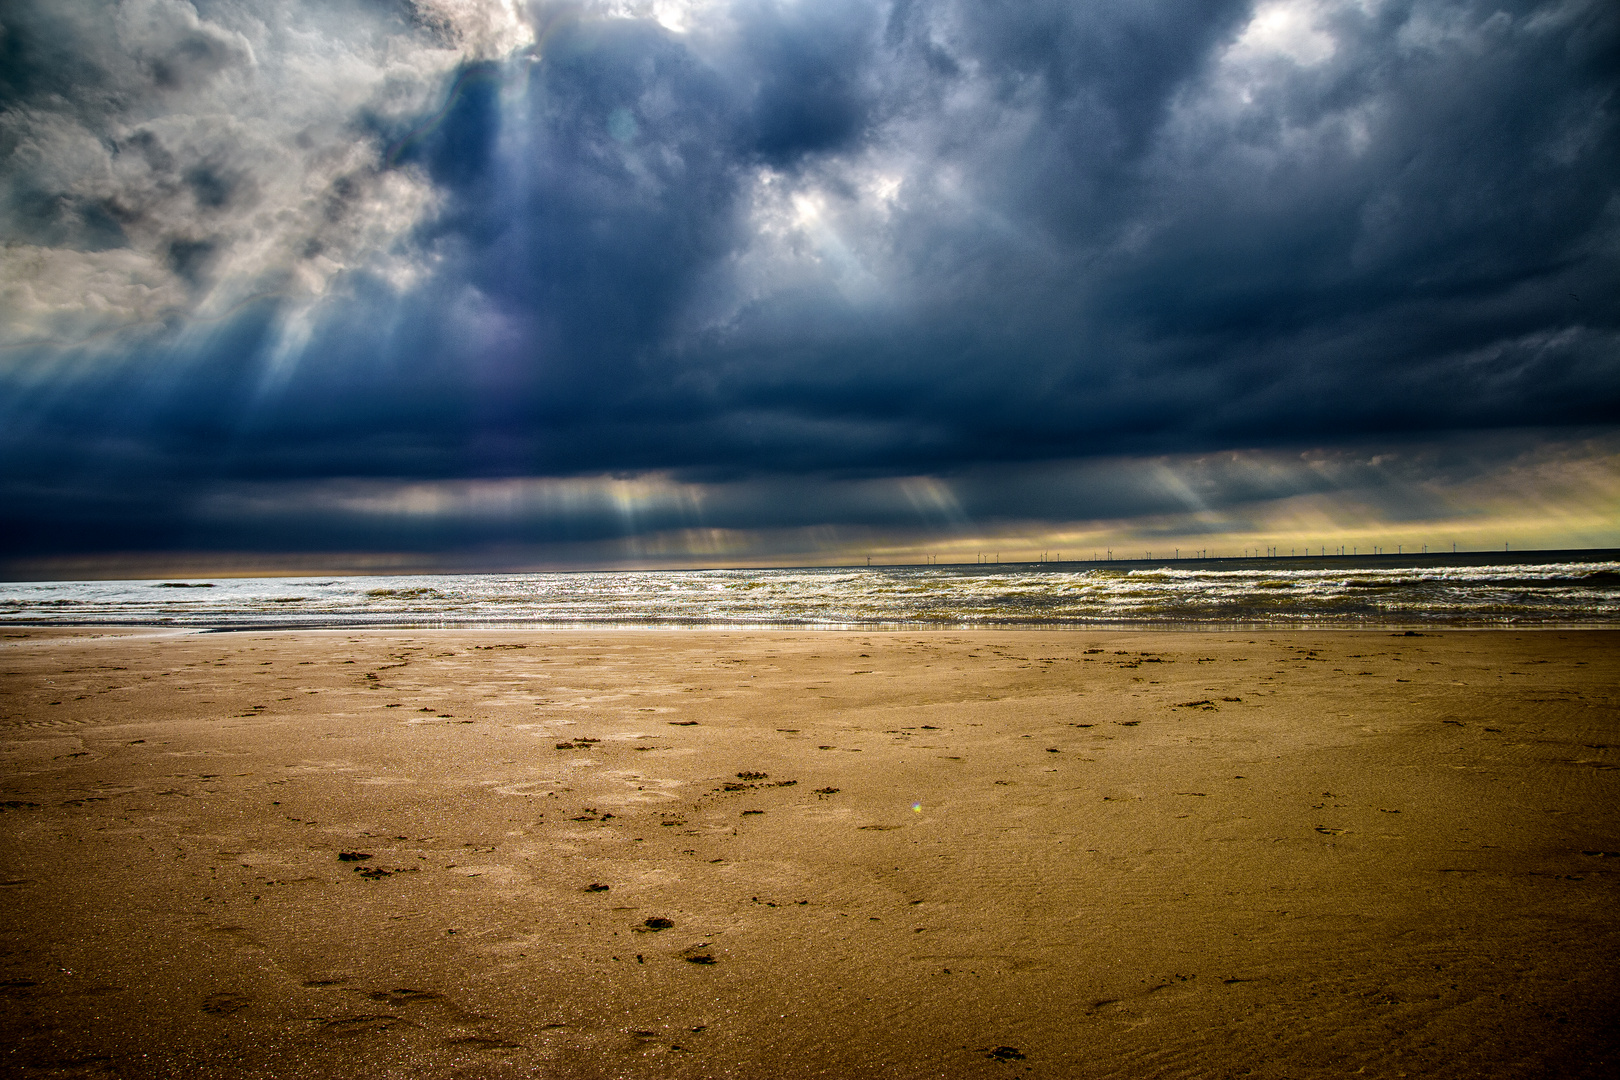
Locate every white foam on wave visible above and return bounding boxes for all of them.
[2,560,1617,629]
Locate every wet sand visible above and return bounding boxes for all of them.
[2,628,1617,1078]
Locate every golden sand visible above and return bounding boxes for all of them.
[2,628,1617,1078]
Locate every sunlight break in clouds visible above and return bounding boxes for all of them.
[0,1,531,353]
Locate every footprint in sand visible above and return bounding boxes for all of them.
[680,944,717,964]
[201,991,252,1015]
[493,780,562,797]
[448,864,521,884]
[594,772,683,807]
[368,988,442,1004]
[322,1015,413,1035]
[446,1035,524,1050]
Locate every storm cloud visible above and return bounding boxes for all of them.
[2,0,1617,568]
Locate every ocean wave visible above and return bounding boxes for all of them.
[2,558,1617,630]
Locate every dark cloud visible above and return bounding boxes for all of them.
[1,0,1617,562]
[739,0,882,164]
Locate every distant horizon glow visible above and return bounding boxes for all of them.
[6,429,1616,580]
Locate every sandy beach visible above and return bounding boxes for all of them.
[2,627,1617,1079]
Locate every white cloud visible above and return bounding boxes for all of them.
[0,0,531,350]
[1227,1,1342,68]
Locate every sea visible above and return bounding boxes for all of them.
[2,551,1618,631]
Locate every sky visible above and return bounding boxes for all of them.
[2,0,1617,576]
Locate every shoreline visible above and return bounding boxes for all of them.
[7,619,1620,634]
[3,628,1617,1077]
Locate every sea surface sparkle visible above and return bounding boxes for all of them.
[4,554,1617,630]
